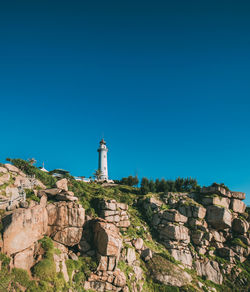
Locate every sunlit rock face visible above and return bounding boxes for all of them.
[2,203,48,255]
[46,201,85,246]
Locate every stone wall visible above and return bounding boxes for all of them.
[142,187,249,284]
[98,199,130,229]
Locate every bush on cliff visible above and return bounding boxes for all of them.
[32,237,57,282]
[7,158,56,188]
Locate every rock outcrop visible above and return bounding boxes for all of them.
[2,201,48,255]
[99,199,130,229]
[47,201,85,246]
[142,185,249,284]
[0,165,249,292]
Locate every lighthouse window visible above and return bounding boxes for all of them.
[104,167,106,170]
[104,155,106,158]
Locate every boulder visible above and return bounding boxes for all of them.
[133,265,143,281]
[210,230,226,243]
[230,192,245,200]
[53,227,83,246]
[47,202,85,228]
[169,248,193,267]
[126,247,136,265]
[46,202,85,246]
[100,200,117,211]
[230,199,246,214]
[192,205,207,219]
[4,164,21,174]
[96,255,108,271]
[13,244,35,270]
[162,209,188,223]
[113,269,127,287]
[93,220,122,257]
[108,256,117,271]
[55,194,78,202]
[117,220,130,228]
[148,197,163,209]
[44,188,62,196]
[14,176,32,189]
[56,178,68,191]
[0,166,8,174]
[2,203,48,255]
[232,218,249,234]
[206,205,232,230]
[195,260,223,284]
[202,196,230,209]
[201,185,228,197]
[5,187,19,199]
[160,224,190,242]
[191,230,204,246]
[116,202,128,210]
[188,218,208,230]
[147,254,192,287]
[141,248,153,262]
[132,238,144,250]
[0,173,10,185]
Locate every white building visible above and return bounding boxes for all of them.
[97,138,109,181]
[40,162,48,173]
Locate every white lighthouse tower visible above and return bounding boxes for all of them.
[97,138,108,181]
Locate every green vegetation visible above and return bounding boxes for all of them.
[68,178,139,215]
[140,177,200,195]
[25,189,40,203]
[31,236,68,291]
[7,158,56,188]
[33,259,56,282]
[0,166,249,292]
[66,256,97,289]
[231,238,247,249]
[0,253,37,291]
[115,175,139,186]
[32,237,57,282]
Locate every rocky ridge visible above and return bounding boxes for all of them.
[0,162,249,292]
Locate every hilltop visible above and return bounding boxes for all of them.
[0,159,249,292]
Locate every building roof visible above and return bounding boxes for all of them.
[100,138,106,145]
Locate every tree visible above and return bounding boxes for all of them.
[149,179,156,192]
[93,169,102,181]
[27,158,37,165]
[140,177,150,195]
[175,177,184,192]
[155,178,160,192]
[119,175,139,186]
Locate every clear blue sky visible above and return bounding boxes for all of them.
[0,1,250,204]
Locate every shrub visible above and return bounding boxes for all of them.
[33,258,56,282]
[12,268,37,289]
[25,189,40,203]
[8,158,56,188]
[231,238,247,249]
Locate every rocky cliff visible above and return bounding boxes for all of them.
[0,161,249,292]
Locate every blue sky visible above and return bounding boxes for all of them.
[0,1,250,204]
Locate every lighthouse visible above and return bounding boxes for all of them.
[97,138,108,181]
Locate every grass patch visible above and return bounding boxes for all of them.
[231,238,247,249]
[25,189,40,203]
